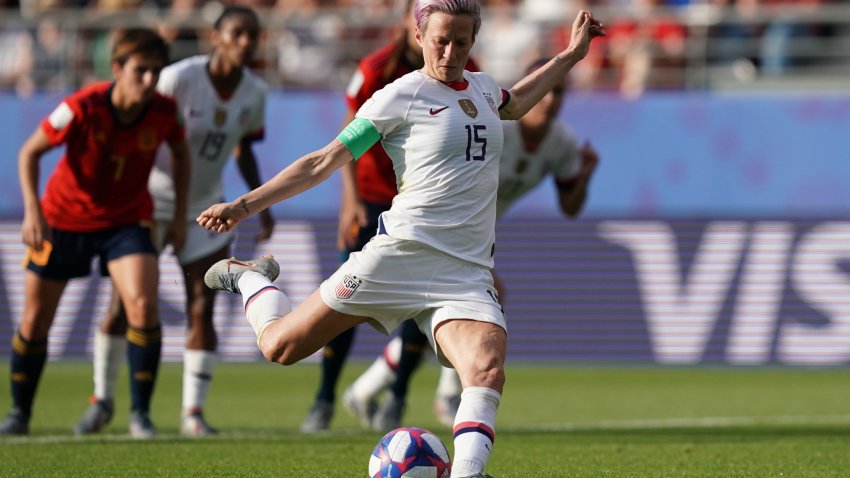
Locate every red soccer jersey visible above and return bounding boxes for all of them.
[39,82,185,232]
[346,43,479,205]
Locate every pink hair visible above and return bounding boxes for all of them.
[413,0,481,40]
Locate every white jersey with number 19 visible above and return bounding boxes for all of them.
[148,55,267,220]
[356,70,505,268]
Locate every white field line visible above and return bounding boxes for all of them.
[4,415,850,445]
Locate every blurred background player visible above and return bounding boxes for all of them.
[74,6,274,438]
[346,57,599,431]
[0,28,189,438]
[299,0,479,434]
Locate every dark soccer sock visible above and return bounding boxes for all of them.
[9,331,47,418]
[126,325,161,413]
[317,327,356,403]
[389,321,428,401]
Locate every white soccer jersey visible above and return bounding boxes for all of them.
[496,120,582,218]
[148,55,267,220]
[356,70,505,268]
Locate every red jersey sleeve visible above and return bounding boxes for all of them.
[40,96,82,146]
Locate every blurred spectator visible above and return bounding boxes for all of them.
[706,0,763,81]
[604,0,688,97]
[760,0,830,76]
[475,0,544,86]
[31,17,74,91]
[273,0,348,87]
[0,12,34,95]
[156,0,203,63]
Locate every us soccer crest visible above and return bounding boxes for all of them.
[458,99,478,118]
[335,274,361,300]
[214,108,227,127]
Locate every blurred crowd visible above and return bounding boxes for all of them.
[0,0,846,96]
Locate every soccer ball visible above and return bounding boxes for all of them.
[368,427,452,478]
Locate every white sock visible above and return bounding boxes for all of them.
[93,330,126,401]
[182,349,215,413]
[451,387,500,478]
[238,271,292,340]
[436,366,462,399]
[349,345,398,403]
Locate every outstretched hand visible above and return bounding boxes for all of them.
[568,10,606,60]
[197,201,246,234]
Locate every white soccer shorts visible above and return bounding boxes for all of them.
[319,234,507,367]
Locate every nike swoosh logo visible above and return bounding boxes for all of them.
[430,106,449,115]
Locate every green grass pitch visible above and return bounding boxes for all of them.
[2,361,850,477]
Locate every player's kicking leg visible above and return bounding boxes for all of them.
[203,255,366,364]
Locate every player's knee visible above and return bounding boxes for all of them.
[463,359,505,392]
[258,333,301,366]
[123,295,158,328]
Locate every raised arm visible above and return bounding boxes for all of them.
[18,127,55,250]
[500,10,605,120]
[198,139,354,233]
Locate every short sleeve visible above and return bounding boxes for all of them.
[156,64,179,98]
[40,99,79,146]
[355,81,411,139]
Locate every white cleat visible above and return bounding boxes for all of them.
[342,388,377,430]
[180,409,219,437]
[129,410,157,439]
[204,255,280,293]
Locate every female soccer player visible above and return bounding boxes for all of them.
[199,4,604,476]
[1,28,189,438]
[74,6,274,438]
[349,59,600,432]
[300,0,479,434]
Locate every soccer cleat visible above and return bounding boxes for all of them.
[204,255,280,294]
[0,408,29,436]
[180,408,219,437]
[434,394,461,428]
[299,399,333,433]
[74,397,114,435]
[371,394,404,432]
[342,388,377,430]
[458,474,495,478]
[129,410,157,439]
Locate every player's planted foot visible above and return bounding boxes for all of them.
[434,394,461,428]
[74,397,114,435]
[300,399,333,433]
[204,255,280,293]
[129,410,157,439]
[371,394,404,432]
[180,408,218,437]
[342,388,377,429]
[0,408,29,436]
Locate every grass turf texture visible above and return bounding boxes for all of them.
[2,362,850,477]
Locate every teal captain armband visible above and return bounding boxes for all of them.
[337,117,382,160]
